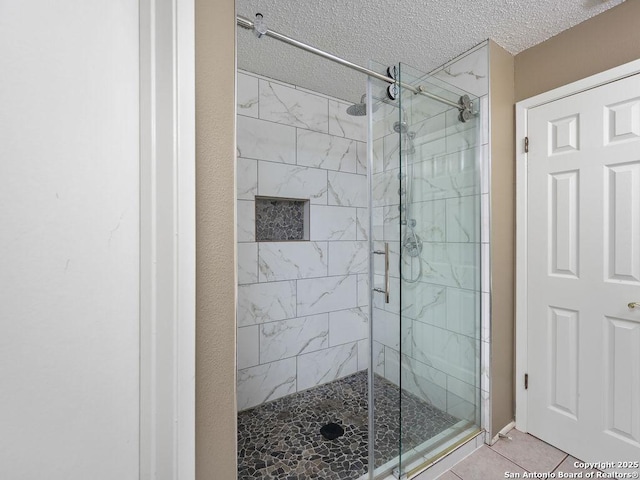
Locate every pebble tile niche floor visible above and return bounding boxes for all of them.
[237,371,459,480]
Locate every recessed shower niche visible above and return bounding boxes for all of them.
[254,196,310,242]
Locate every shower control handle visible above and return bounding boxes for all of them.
[373,243,390,304]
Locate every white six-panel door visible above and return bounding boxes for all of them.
[526,73,640,464]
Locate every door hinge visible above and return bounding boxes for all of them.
[524,373,529,390]
[524,137,529,153]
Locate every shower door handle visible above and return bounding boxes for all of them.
[373,242,390,304]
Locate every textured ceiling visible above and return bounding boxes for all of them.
[237,0,625,103]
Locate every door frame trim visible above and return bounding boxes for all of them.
[514,58,640,433]
[139,0,195,478]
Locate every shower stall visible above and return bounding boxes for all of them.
[236,15,485,480]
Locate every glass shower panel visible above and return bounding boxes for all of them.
[368,61,403,479]
[397,62,482,476]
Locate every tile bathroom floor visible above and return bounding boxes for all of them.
[435,428,603,480]
[237,370,460,480]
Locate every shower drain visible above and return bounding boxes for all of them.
[320,422,344,440]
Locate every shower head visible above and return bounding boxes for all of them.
[393,121,409,134]
[346,94,378,116]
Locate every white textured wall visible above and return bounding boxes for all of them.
[0,2,140,478]
[235,71,369,410]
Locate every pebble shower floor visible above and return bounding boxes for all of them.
[237,370,460,479]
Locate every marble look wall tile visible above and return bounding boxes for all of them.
[237,325,259,370]
[411,322,478,385]
[356,208,369,241]
[481,339,491,393]
[411,111,447,148]
[431,44,489,98]
[237,280,297,327]
[296,130,358,173]
[447,390,477,422]
[327,171,367,208]
[258,242,328,281]
[328,99,367,142]
[237,358,297,411]
[259,80,328,133]
[259,314,329,363]
[447,287,479,338]
[309,205,356,241]
[357,274,369,307]
[414,198,446,242]
[237,242,258,284]
[237,115,296,164]
[356,141,367,175]
[237,72,259,118]
[447,127,479,154]
[481,388,491,433]
[258,161,327,204]
[421,243,479,290]
[372,307,399,350]
[401,354,448,411]
[383,133,400,171]
[237,157,258,200]
[448,374,478,403]
[329,307,368,346]
[237,200,255,242]
[384,346,400,386]
[418,137,447,163]
[383,205,401,242]
[372,341,385,376]
[402,282,447,328]
[328,241,368,276]
[357,338,369,371]
[372,169,400,207]
[446,195,480,243]
[296,342,358,391]
[297,275,357,317]
[372,137,384,173]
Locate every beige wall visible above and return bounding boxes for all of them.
[489,41,516,437]
[515,0,640,101]
[195,0,238,478]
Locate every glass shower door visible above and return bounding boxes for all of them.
[368,62,482,478]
